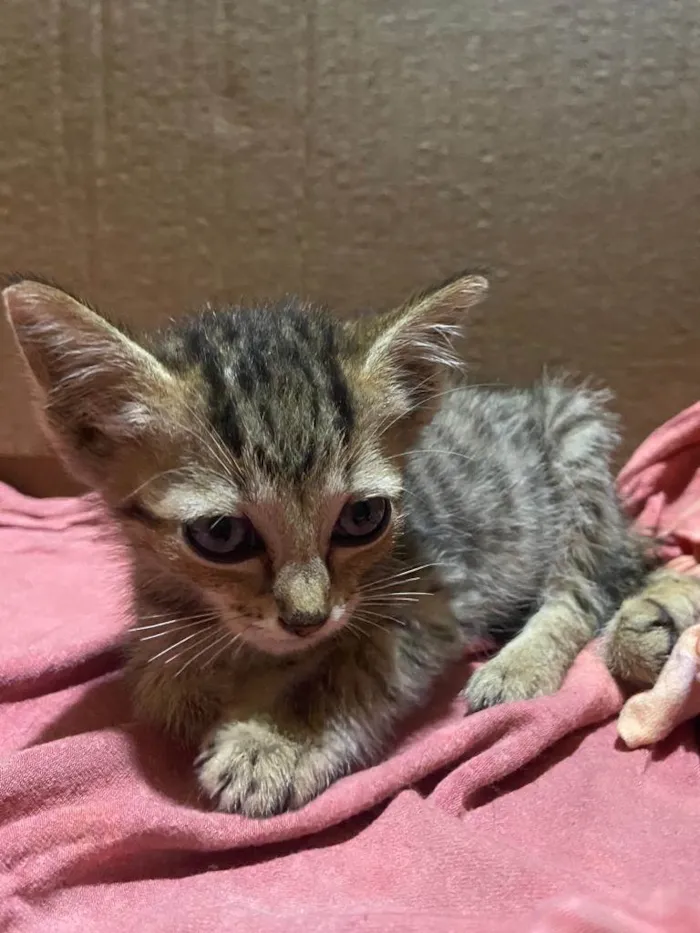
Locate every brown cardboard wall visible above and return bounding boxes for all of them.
[1,1,699,462]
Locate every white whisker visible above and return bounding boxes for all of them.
[354,607,407,629]
[153,627,213,663]
[179,400,243,483]
[201,630,247,673]
[360,597,420,605]
[374,382,503,440]
[130,611,220,632]
[358,576,422,593]
[350,613,388,633]
[121,467,195,503]
[138,619,212,641]
[361,563,439,589]
[175,629,235,677]
[358,585,423,600]
[343,622,362,641]
[364,590,432,598]
[137,607,215,622]
[162,631,222,672]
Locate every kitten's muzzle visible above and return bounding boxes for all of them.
[273,559,331,637]
[278,610,329,637]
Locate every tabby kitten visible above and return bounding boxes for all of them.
[4,274,699,818]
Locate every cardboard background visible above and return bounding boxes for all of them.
[1,0,699,463]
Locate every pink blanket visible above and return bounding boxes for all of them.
[2,406,700,932]
[618,401,700,570]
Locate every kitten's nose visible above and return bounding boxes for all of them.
[278,610,328,637]
[273,558,331,637]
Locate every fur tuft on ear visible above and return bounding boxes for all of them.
[2,280,175,473]
[364,273,488,374]
[355,273,489,420]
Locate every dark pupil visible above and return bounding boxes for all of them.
[352,501,373,526]
[209,517,233,540]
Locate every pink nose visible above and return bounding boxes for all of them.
[278,611,328,637]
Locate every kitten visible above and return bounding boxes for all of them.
[4,274,699,818]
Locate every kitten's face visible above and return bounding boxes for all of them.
[2,275,487,655]
[112,303,408,655]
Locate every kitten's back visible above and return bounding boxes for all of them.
[404,382,643,641]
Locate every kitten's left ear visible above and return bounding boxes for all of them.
[2,279,175,477]
[359,272,488,394]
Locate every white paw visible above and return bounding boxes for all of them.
[195,721,338,818]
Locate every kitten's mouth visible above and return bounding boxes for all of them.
[230,599,358,656]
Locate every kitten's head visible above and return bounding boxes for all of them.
[2,273,487,655]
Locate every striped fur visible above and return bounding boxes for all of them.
[3,274,691,818]
[148,300,359,479]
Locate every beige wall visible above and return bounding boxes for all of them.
[1,0,699,464]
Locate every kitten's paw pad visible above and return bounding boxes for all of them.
[196,722,332,818]
[464,650,562,712]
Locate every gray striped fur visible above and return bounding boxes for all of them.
[5,273,693,820]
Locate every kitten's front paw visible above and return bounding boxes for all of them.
[464,646,563,711]
[195,721,336,818]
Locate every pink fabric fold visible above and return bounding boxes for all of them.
[2,398,700,933]
[618,400,700,569]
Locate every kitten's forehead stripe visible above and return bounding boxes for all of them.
[149,298,357,485]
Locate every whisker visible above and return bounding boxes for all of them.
[178,402,231,471]
[138,620,212,641]
[137,608,216,622]
[164,630,223,673]
[354,607,407,629]
[179,401,243,483]
[358,576,422,593]
[360,597,420,605]
[357,593,421,605]
[358,587,429,599]
[175,629,235,677]
[361,563,439,589]
[199,623,253,673]
[375,382,503,440]
[344,620,368,642]
[146,628,215,669]
[371,373,452,439]
[130,611,220,632]
[349,613,386,633]
[153,627,213,663]
[361,588,423,597]
[121,467,196,503]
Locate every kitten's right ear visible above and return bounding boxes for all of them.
[351,273,488,420]
[2,279,175,480]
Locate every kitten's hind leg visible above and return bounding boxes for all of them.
[465,381,636,712]
[464,592,597,710]
[603,569,700,689]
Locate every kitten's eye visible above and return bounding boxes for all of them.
[332,497,391,546]
[183,516,263,564]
